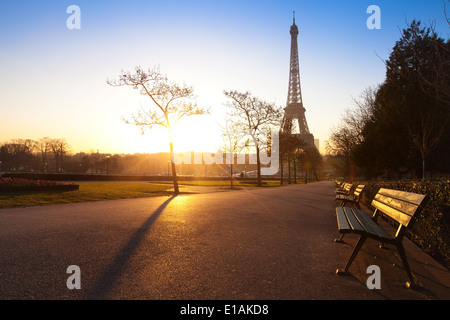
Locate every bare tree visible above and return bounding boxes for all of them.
[0,139,36,171]
[326,126,356,180]
[220,116,249,188]
[346,85,378,142]
[50,139,71,172]
[442,0,450,25]
[326,86,378,179]
[108,66,208,194]
[224,90,283,186]
[279,117,304,185]
[37,137,52,172]
[408,115,447,179]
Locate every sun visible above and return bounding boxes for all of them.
[111,114,223,155]
[171,114,222,153]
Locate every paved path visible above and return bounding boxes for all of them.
[0,181,448,300]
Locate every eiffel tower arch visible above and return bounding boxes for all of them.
[281,12,321,180]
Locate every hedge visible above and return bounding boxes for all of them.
[0,177,79,192]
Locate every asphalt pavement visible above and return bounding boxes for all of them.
[0,181,449,300]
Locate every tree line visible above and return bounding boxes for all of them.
[0,138,70,173]
[0,137,154,175]
[0,137,263,177]
[327,20,450,180]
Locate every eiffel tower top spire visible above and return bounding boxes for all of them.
[286,11,303,111]
[290,11,298,37]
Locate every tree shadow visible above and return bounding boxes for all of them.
[84,195,176,299]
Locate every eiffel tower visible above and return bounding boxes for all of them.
[283,11,317,152]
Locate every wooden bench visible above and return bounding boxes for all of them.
[335,183,352,196]
[335,188,429,287]
[334,179,344,187]
[336,185,365,209]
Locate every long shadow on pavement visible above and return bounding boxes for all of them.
[84,195,176,299]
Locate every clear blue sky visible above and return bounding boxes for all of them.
[0,0,448,154]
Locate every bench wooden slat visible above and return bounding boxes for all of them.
[371,199,413,226]
[354,186,364,193]
[335,183,352,195]
[342,207,365,233]
[337,207,391,240]
[336,207,351,233]
[378,188,427,206]
[336,194,351,201]
[374,194,419,216]
[352,209,379,236]
[352,209,392,240]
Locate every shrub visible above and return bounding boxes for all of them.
[0,178,78,192]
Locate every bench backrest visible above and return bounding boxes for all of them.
[353,185,365,198]
[371,188,429,228]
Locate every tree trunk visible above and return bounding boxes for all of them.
[422,155,426,180]
[230,163,233,188]
[293,156,297,184]
[288,155,291,184]
[169,142,179,194]
[280,156,284,185]
[256,145,262,187]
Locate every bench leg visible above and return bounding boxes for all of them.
[334,233,345,242]
[395,241,415,287]
[379,240,389,250]
[337,235,367,275]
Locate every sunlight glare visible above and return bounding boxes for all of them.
[172,115,222,153]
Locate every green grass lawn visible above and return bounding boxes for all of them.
[0,179,287,209]
[0,182,172,209]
